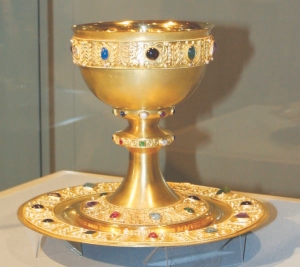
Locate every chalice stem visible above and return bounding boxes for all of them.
[108,109,180,209]
[107,149,180,209]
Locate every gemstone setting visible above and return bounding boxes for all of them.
[184,207,195,214]
[205,227,218,233]
[188,195,201,201]
[32,204,44,209]
[101,47,109,60]
[139,140,146,147]
[148,232,158,238]
[146,48,159,60]
[149,212,161,221]
[188,46,196,60]
[110,211,120,219]
[42,218,54,223]
[85,201,99,208]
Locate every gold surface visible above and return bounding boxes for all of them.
[18,182,267,247]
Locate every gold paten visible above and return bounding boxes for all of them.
[18,182,267,247]
[18,20,268,247]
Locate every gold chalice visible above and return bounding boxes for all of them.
[71,20,214,209]
[18,20,267,247]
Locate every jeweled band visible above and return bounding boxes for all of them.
[71,36,215,69]
[112,134,175,148]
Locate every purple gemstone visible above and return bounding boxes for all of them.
[120,111,126,117]
[213,42,217,54]
[235,212,250,219]
[159,111,166,118]
[32,204,44,209]
[86,201,99,208]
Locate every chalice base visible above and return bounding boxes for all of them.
[18,181,267,247]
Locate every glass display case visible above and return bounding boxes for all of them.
[1,1,300,199]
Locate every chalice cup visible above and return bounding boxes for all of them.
[71,20,215,209]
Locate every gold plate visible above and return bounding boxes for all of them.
[18,182,267,247]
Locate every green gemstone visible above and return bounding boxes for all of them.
[216,186,231,195]
[205,227,218,233]
[184,207,195,213]
[83,182,95,189]
[139,140,146,147]
[188,46,196,60]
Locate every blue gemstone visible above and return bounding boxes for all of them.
[149,212,161,221]
[101,47,109,60]
[188,46,196,60]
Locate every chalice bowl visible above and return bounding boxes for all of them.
[18,20,266,248]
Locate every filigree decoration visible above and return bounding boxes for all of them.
[112,134,175,148]
[70,36,214,69]
[18,182,266,246]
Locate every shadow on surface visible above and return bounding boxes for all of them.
[164,25,254,186]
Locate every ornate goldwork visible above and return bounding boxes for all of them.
[112,134,174,148]
[18,182,267,247]
[71,36,214,69]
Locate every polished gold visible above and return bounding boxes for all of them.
[17,182,267,247]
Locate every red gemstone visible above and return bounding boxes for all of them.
[148,232,158,238]
[110,211,120,218]
[119,139,123,145]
